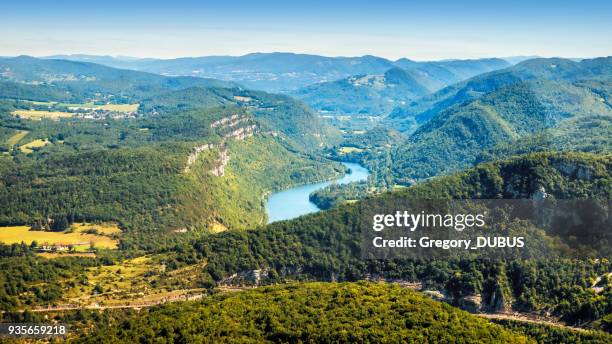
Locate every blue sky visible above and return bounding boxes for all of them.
[1,0,611,60]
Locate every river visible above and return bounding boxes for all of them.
[265,162,370,223]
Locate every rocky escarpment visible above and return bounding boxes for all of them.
[210,147,230,177]
[212,114,256,141]
[224,125,256,141]
[553,160,595,181]
[210,114,249,129]
[184,144,214,172]
[184,114,256,176]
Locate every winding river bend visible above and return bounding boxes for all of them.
[265,162,370,223]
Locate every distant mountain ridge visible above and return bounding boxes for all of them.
[291,58,510,115]
[0,55,237,101]
[43,53,511,93]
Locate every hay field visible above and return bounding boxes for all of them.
[0,223,120,250]
[12,110,73,120]
[19,138,49,153]
[339,146,364,154]
[6,130,29,145]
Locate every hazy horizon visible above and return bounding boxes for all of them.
[3,52,595,63]
[2,0,611,60]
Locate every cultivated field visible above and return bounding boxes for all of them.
[0,222,121,250]
[20,100,140,113]
[6,130,29,145]
[19,138,50,153]
[12,109,73,120]
[339,146,365,154]
[67,103,139,112]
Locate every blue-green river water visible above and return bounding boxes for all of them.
[265,162,369,223]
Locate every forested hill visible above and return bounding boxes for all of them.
[393,58,511,87]
[75,282,529,343]
[138,85,340,149]
[164,152,611,327]
[387,57,612,180]
[0,105,344,249]
[291,67,432,115]
[389,57,612,130]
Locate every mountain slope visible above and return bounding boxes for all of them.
[192,152,611,282]
[389,57,612,131]
[0,56,235,100]
[0,105,344,250]
[394,57,511,88]
[477,114,612,163]
[0,57,344,249]
[388,58,612,180]
[49,53,397,92]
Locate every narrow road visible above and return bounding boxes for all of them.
[12,292,206,313]
[477,313,586,332]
